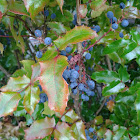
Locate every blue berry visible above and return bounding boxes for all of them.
[44,37,52,45]
[35,30,42,37]
[68,55,72,61]
[120,2,125,9]
[119,32,124,38]
[71,70,79,79]
[85,129,89,136]
[92,25,100,33]
[86,90,94,96]
[38,85,42,91]
[121,19,129,27]
[75,65,79,71]
[62,69,71,80]
[89,47,93,51]
[74,14,77,20]
[112,23,118,29]
[60,50,66,56]
[39,93,48,103]
[82,41,88,47]
[87,80,95,90]
[107,11,114,19]
[70,78,77,83]
[78,83,85,91]
[110,17,117,24]
[72,19,77,25]
[51,13,56,19]
[36,51,43,58]
[81,94,89,101]
[85,53,91,60]
[70,82,78,89]
[89,127,94,133]
[66,47,72,53]
[44,10,49,16]
[72,88,77,95]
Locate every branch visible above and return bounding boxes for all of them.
[0,65,11,78]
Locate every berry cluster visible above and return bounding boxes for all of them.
[44,10,56,19]
[85,128,99,140]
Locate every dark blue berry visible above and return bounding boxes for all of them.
[75,65,79,71]
[70,82,78,89]
[35,30,42,37]
[72,88,77,95]
[38,85,42,91]
[39,93,48,103]
[107,11,114,19]
[68,55,72,61]
[112,23,118,29]
[60,50,66,56]
[121,19,129,27]
[89,127,94,133]
[66,47,72,53]
[36,51,43,58]
[92,25,100,33]
[120,2,125,9]
[89,47,93,51]
[78,83,85,91]
[71,69,79,79]
[44,10,49,16]
[110,17,117,24]
[119,32,124,38]
[85,53,91,60]
[44,37,52,45]
[51,13,56,19]
[87,80,95,90]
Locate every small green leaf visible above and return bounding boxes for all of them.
[102,81,125,96]
[54,122,75,139]
[71,120,86,140]
[0,91,21,117]
[23,0,49,19]
[94,116,103,125]
[90,0,104,10]
[118,66,130,82]
[135,89,140,124]
[130,30,140,44]
[25,117,55,140]
[92,70,120,84]
[39,56,69,115]
[104,129,113,140]
[12,69,27,78]
[61,109,79,123]
[0,0,7,14]
[54,25,98,50]
[0,75,30,92]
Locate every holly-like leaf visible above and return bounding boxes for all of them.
[42,101,55,116]
[54,25,98,50]
[71,120,86,140]
[0,75,30,92]
[118,66,130,83]
[102,81,125,96]
[0,42,4,55]
[90,0,104,10]
[0,0,7,15]
[54,122,75,140]
[79,4,87,18]
[8,1,30,16]
[25,117,55,140]
[23,0,49,19]
[48,22,66,35]
[23,85,40,115]
[135,89,140,124]
[56,0,64,13]
[104,129,113,140]
[0,91,21,117]
[39,55,69,115]
[92,71,120,84]
[61,109,79,123]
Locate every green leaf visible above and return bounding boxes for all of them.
[79,4,87,18]
[25,117,55,140]
[48,22,66,35]
[23,0,49,19]
[42,101,55,116]
[0,91,21,117]
[94,116,103,125]
[136,56,140,66]
[54,122,75,139]
[113,126,127,140]
[8,1,30,16]
[12,69,27,78]
[56,0,64,13]
[103,39,130,55]
[0,75,30,92]
[23,85,40,115]
[118,66,130,82]
[90,0,104,10]
[40,46,58,61]
[39,55,69,115]
[0,0,7,14]
[61,109,79,123]
[71,120,86,140]
[135,89,140,124]
[130,30,140,45]
[21,60,35,79]
[104,129,113,140]
[92,70,120,84]
[54,25,98,50]
[102,81,125,96]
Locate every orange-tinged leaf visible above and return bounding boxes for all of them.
[79,4,87,18]
[54,25,98,50]
[107,100,115,112]
[56,0,64,13]
[25,117,55,140]
[54,122,75,140]
[0,91,21,117]
[39,55,69,115]
[23,85,40,115]
[0,75,30,92]
[23,0,49,19]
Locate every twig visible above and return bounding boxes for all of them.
[106,55,112,71]
[14,50,21,69]
[0,65,11,77]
